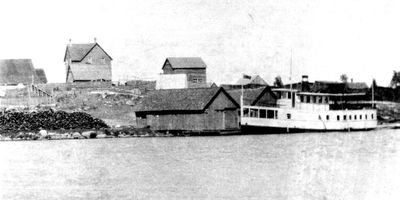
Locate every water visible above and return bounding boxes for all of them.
[1,129,400,199]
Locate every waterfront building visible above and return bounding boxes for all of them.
[135,87,240,133]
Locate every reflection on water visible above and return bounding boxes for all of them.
[1,129,400,199]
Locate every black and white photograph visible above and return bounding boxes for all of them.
[0,0,400,199]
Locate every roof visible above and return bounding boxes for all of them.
[64,43,112,62]
[163,57,207,69]
[347,82,368,90]
[0,59,41,85]
[135,87,239,112]
[69,64,111,81]
[35,69,47,84]
[236,75,268,85]
[227,87,277,105]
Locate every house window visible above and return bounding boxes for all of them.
[300,96,304,102]
[326,115,330,120]
[324,97,329,104]
[287,113,291,119]
[312,96,316,103]
[318,97,323,103]
[260,109,266,118]
[288,92,291,99]
[306,96,310,103]
[86,57,93,64]
[349,115,352,120]
[274,111,278,119]
[337,115,340,121]
[354,115,357,120]
[371,114,374,119]
[318,115,321,120]
[360,115,362,120]
[343,115,347,120]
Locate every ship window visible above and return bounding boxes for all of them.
[287,113,291,119]
[360,115,362,120]
[250,109,258,118]
[324,97,329,104]
[371,114,374,119]
[318,97,322,104]
[354,115,357,120]
[349,115,352,120]
[318,115,321,120]
[306,96,310,103]
[326,115,329,120]
[274,111,278,119]
[288,92,291,99]
[259,109,266,118]
[300,96,304,102]
[343,115,347,120]
[337,115,340,121]
[365,114,368,120]
[267,110,275,119]
[243,108,249,117]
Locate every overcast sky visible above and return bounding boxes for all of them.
[0,0,399,85]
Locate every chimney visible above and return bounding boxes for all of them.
[301,75,309,92]
[94,37,97,43]
[351,78,353,83]
[302,75,309,83]
[68,38,72,47]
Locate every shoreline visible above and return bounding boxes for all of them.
[1,122,399,142]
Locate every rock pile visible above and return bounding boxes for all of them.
[0,110,108,133]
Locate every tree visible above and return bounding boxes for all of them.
[390,70,400,88]
[273,76,284,87]
[340,74,348,83]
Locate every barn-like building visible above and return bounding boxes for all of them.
[135,87,240,134]
[64,39,112,83]
[159,57,207,89]
[0,59,45,86]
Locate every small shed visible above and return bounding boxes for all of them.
[135,87,240,133]
[161,57,207,88]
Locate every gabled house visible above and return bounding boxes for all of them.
[227,86,277,107]
[0,59,42,86]
[160,57,207,88]
[236,75,268,86]
[64,39,112,83]
[135,87,240,132]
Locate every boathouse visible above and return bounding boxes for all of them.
[135,87,240,133]
[64,38,112,83]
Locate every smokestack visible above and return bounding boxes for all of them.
[301,75,309,92]
[302,75,309,83]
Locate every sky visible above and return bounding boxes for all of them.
[0,0,399,86]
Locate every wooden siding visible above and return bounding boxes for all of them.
[137,90,239,131]
[81,45,112,66]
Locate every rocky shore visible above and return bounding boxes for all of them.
[0,126,171,141]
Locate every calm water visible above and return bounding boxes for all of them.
[1,129,400,199]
